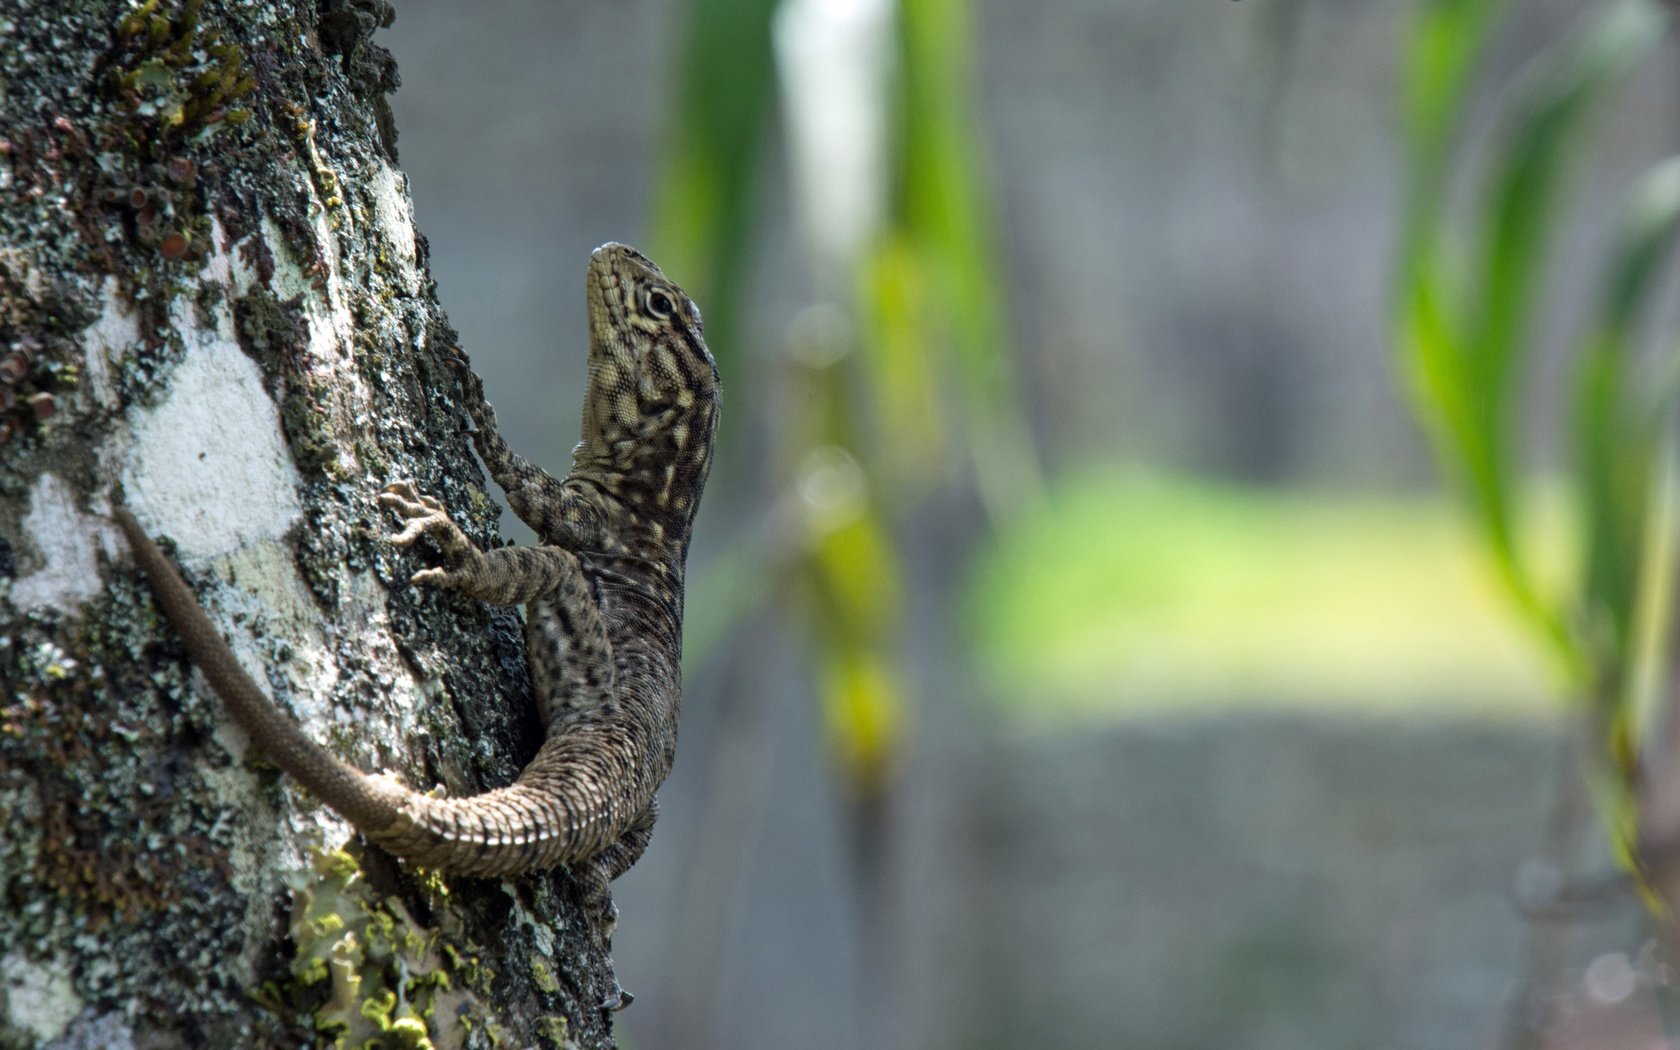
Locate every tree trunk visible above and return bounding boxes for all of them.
[0,2,619,1046]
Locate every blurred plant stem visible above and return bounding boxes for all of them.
[650,0,1038,1041]
[1396,0,1680,1039]
[1503,729,1594,1049]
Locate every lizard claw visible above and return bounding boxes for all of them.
[388,517,438,548]
[378,480,446,518]
[409,566,454,589]
[378,481,471,567]
[378,481,452,545]
[600,982,634,1013]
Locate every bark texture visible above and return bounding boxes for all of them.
[0,2,620,1046]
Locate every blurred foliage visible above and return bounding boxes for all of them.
[651,0,781,375]
[656,0,1036,798]
[887,0,1041,517]
[1394,0,1679,872]
[966,471,1558,718]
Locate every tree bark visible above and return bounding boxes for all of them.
[0,2,619,1046]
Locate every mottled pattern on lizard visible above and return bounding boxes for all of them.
[115,243,719,901]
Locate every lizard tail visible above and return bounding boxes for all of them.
[114,508,410,834]
[370,736,629,877]
[114,508,628,877]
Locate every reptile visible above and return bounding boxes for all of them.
[114,243,719,914]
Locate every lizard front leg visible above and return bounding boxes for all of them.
[379,481,614,728]
[380,480,583,607]
[448,356,584,541]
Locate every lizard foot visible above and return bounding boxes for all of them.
[378,481,473,584]
[577,873,634,1013]
[438,347,486,405]
[600,983,634,1013]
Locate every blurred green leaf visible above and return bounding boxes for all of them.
[1574,156,1680,712]
[651,0,781,376]
[1600,158,1680,330]
[856,233,946,480]
[803,481,908,796]
[1396,0,1661,679]
[1475,0,1661,408]
[1400,0,1505,275]
[1402,0,1505,156]
[1397,0,1505,313]
[820,644,905,797]
[808,499,902,629]
[659,0,1040,798]
[893,0,1042,516]
[1394,0,1680,887]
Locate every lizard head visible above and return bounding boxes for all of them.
[577,243,721,533]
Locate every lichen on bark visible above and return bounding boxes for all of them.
[0,2,619,1046]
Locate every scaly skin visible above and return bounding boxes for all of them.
[116,244,719,904]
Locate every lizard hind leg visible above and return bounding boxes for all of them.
[573,800,661,1014]
[572,798,660,936]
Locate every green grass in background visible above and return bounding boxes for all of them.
[965,471,1567,719]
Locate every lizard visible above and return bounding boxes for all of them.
[113,243,719,917]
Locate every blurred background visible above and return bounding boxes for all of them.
[384,1,1680,1047]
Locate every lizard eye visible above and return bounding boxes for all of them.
[645,289,675,319]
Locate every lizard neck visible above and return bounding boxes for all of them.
[569,387,719,565]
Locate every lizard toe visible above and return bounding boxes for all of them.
[599,983,634,1013]
[409,566,454,589]
[378,479,422,503]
